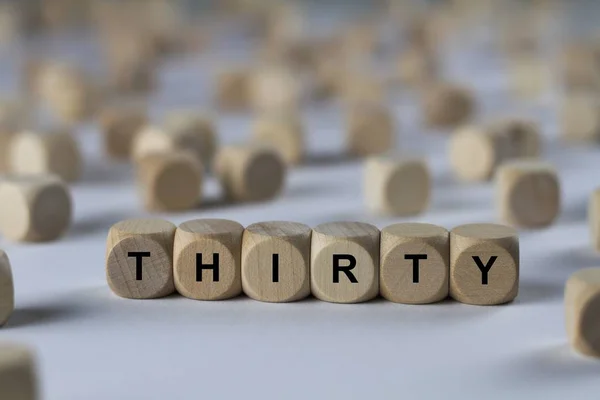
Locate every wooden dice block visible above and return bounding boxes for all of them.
[250,66,301,113]
[0,174,72,242]
[565,268,600,358]
[0,343,38,400]
[252,113,304,165]
[561,44,600,92]
[364,155,430,216]
[174,219,244,300]
[346,102,395,157]
[496,160,560,228]
[106,219,176,299]
[380,223,449,304]
[589,188,600,251]
[341,73,385,106]
[397,47,438,88]
[99,103,147,159]
[135,151,203,211]
[509,56,550,99]
[9,129,82,182]
[560,94,600,143]
[213,144,286,203]
[422,83,475,129]
[215,69,251,111]
[164,111,218,168]
[311,222,380,303]
[450,223,519,305]
[242,221,311,302]
[490,118,542,159]
[0,250,13,326]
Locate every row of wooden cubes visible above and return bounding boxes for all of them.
[106,219,520,305]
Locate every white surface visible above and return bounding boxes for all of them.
[1,8,600,400]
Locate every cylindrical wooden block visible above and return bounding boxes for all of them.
[311,222,380,304]
[106,219,176,299]
[0,343,38,400]
[9,129,82,182]
[496,160,560,228]
[136,151,203,212]
[346,102,395,157]
[164,110,218,168]
[450,223,519,305]
[423,83,475,129]
[380,223,449,304]
[213,144,286,203]
[242,221,311,303]
[589,188,600,251]
[0,174,72,242]
[252,113,304,165]
[99,102,147,159]
[174,219,244,300]
[0,250,14,326]
[565,268,600,358]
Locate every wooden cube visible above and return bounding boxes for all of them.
[9,129,82,182]
[380,223,449,304]
[163,111,218,168]
[509,56,550,99]
[174,219,244,300]
[589,188,600,251]
[135,151,203,212]
[364,155,430,216]
[0,174,72,242]
[340,73,385,106]
[489,118,542,159]
[422,83,475,129]
[450,223,519,305]
[242,221,311,302]
[213,144,286,203]
[560,94,600,143]
[311,222,380,303]
[565,268,600,358]
[0,250,13,326]
[346,102,395,157]
[106,218,176,299]
[397,47,438,88]
[561,44,600,92]
[99,103,147,160]
[252,113,304,165]
[215,69,251,111]
[250,65,301,113]
[496,160,560,228]
[0,343,38,400]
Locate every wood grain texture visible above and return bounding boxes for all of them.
[174,219,244,300]
[311,222,380,303]
[450,223,519,305]
[0,250,13,326]
[0,343,37,400]
[589,188,600,251]
[99,102,147,159]
[364,154,430,216]
[242,221,311,302]
[135,151,203,211]
[346,102,395,157]
[9,129,82,182]
[565,268,600,358]
[423,83,475,129]
[496,160,560,228]
[380,223,449,304]
[106,218,176,299]
[213,143,286,203]
[163,110,218,168]
[0,174,72,242]
[252,113,305,165]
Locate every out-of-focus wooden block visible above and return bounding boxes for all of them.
[174,219,244,300]
[0,343,38,400]
[397,47,438,88]
[242,221,311,302]
[561,44,600,92]
[346,102,395,157]
[380,223,449,304]
[496,160,560,228]
[489,118,542,159]
[0,250,13,326]
[215,69,251,111]
[135,151,203,212]
[565,268,600,358]
[213,144,286,203]
[252,113,304,165]
[164,110,218,168]
[250,65,301,113]
[0,174,72,242]
[340,72,385,106]
[509,56,550,99]
[106,218,176,299]
[450,223,519,305]
[0,98,26,133]
[364,154,430,216]
[422,83,475,129]
[589,188,600,251]
[9,129,82,182]
[311,222,380,303]
[560,93,600,143]
[99,103,147,160]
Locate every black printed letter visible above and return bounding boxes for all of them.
[333,254,358,283]
[196,253,219,282]
[472,256,497,285]
[272,254,279,282]
[404,254,427,283]
[128,252,151,280]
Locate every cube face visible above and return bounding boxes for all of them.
[347,105,394,157]
[0,344,37,400]
[253,116,304,165]
[561,95,600,142]
[0,250,13,326]
[565,269,600,358]
[424,84,474,129]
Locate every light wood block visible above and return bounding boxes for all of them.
[311,222,380,303]
[99,103,147,160]
[496,160,560,228]
[589,188,600,251]
[489,118,542,159]
[215,69,251,111]
[174,219,244,300]
[341,73,385,106]
[164,110,218,168]
[423,83,475,129]
[106,218,176,299]
[0,343,37,400]
[380,223,449,304]
[0,174,72,242]
[561,44,600,92]
[397,47,438,88]
[252,113,304,165]
[214,144,286,203]
[450,223,519,305]
[0,250,13,326]
[9,129,82,182]
[250,65,300,113]
[364,154,430,216]
[560,94,600,143]
[242,221,311,302]
[346,102,395,157]
[509,56,550,99]
[565,268,600,358]
[135,151,203,212]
